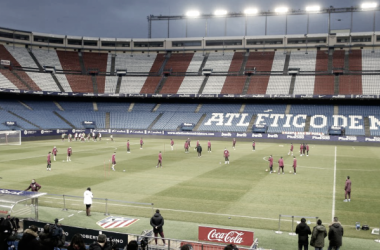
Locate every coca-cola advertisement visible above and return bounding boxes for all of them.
[198,226,254,246]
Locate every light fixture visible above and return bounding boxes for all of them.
[274,7,289,13]
[244,8,258,15]
[306,5,321,12]
[214,9,228,16]
[361,2,378,9]
[186,10,200,17]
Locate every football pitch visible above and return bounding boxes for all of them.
[1,137,380,249]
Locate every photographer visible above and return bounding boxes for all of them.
[47,219,66,248]
[89,234,117,250]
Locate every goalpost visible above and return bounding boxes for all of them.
[0,130,21,145]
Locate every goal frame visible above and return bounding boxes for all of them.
[0,130,21,145]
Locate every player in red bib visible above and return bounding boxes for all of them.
[278,156,284,174]
[170,139,174,150]
[207,140,211,152]
[156,151,162,168]
[140,138,144,149]
[232,138,236,150]
[52,146,58,161]
[223,148,230,164]
[111,152,116,171]
[47,152,51,171]
[268,155,273,173]
[67,147,72,162]
[252,140,256,151]
[293,156,297,175]
[306,144,310,156]
[288,143,293,156]
[127,140,130,153]
[187,138,191,147]
[195,140,200,150]
[300,144,303,156]
[184,141,189,153]
[344,176,351,202]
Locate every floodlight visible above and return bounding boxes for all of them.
[214,9,228,16]
[186,10,200,17]
[274,7,289,13]
[244,8,258,15]
[361,2,378,9]
[306,5,321,11]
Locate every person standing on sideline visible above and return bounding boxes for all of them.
[195,140,200,151]
[47,152,52,171]
[300,143,304,156]
[328,217,343,250]
[25,179,41,206]
[197,143,202,157]
[288,143,293,156]
[207,140,211,152]
[223,148,230,164]
[268,155,273,173]
[306,144,310,156]
[127,140,130,153]
[344,176,351,202]
[170,139,174,150]
[52,146,58,161]
[67,147,72,162]
[83,187,93,216]
[296,218,311,250]
[184,140,189,153]
[156,151,162,168]
[110,134,114,142]
[232,138,236,150]
[278,156,284,174]
[252,140,256,151]
[187,138,191,147]
[150,209,166,246]
[140,138,144,149]
[310,219,327,250]
[98,132,102,141]
[293,156,297,175]
[111,152,116,171]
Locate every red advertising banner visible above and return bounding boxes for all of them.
[198,226,254,246]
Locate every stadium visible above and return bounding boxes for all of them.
[1,1,380,249]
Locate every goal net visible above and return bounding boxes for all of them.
[0,130,21,145]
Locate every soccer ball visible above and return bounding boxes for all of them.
[219,162,221,164]
[265,169,268,172]
[123,170,125,172]
[289,171,292,174]
[273,170,276,173]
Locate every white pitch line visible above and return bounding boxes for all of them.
[68,214,74,217]
[58,218,64,221]
[332,146,337,221]
[78,211,83,213]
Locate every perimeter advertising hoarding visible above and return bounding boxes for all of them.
[198,226,254,246]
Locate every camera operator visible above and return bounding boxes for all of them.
[89,234,117,250]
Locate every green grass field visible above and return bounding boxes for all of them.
[2,137,380,249]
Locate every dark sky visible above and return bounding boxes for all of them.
[1,0,378,39]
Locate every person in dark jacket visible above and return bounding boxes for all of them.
[310,219,327,250]
[89,234,115,250]
[150,209,166,245]
[68,234,86,250]
[295,218,311,250]
[328,217,343,250]
[18,225,42,250]
[39,224,55,250]
[197,144,202,157]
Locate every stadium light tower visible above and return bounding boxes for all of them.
[214,9,228,16]
[361,2,378,9]
[306,5,321,12]
[244,8,258,36]
[274,7,289,13]
[186,10,200,17]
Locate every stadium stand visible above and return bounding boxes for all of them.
[4,45,37,69]
[339,75,362,95]
[313,76,335,95]
[54,74,73,92]
[245,51,274,72]
[186,52,204,72]
[96,75,106,93]
[266,76,292,94]
[0,100,30,110]
[288,50,317,72]
[177,76,204,94]
[152,112,203,130]
[202,76,227,94]
[56,51,81,72]
[332,50,345,69]
[198,113,253,132]
[220,76,246,94]
[289,105,334,115]
[270,51,286,72]
[315,50,329,72]
[349,49,362,71]
[57,111,106,128]
[96,102,130,112]
[22,100,59,111]
[119,76,147,94]
[203,51,234,72]
[362,49,380,71]
[160,76,185,94]
[139,76,162,94]
[165,53,194,72]
[107,52,157,73]
[131,103,156,112]
[156,103,198,112]
[228,52,244,72]
[104,75,118,93]
[57,101,94,111]
[0,69,28,90]
[24,72,60,92]
[110,112,159,129]
[0,110,38,129]
[308,116,333,134]
[262,114,306,133]
[243,104,287,113]
[65,75,94,93]
[362,75,380,95]
[82,52,108,73]
[246,76,270,94]
[293,75,315,95]
[0,71,17,89]
[198,104,242,113]
[339,105,380,116]
[32,48,64,70]
[12,110,70,129]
